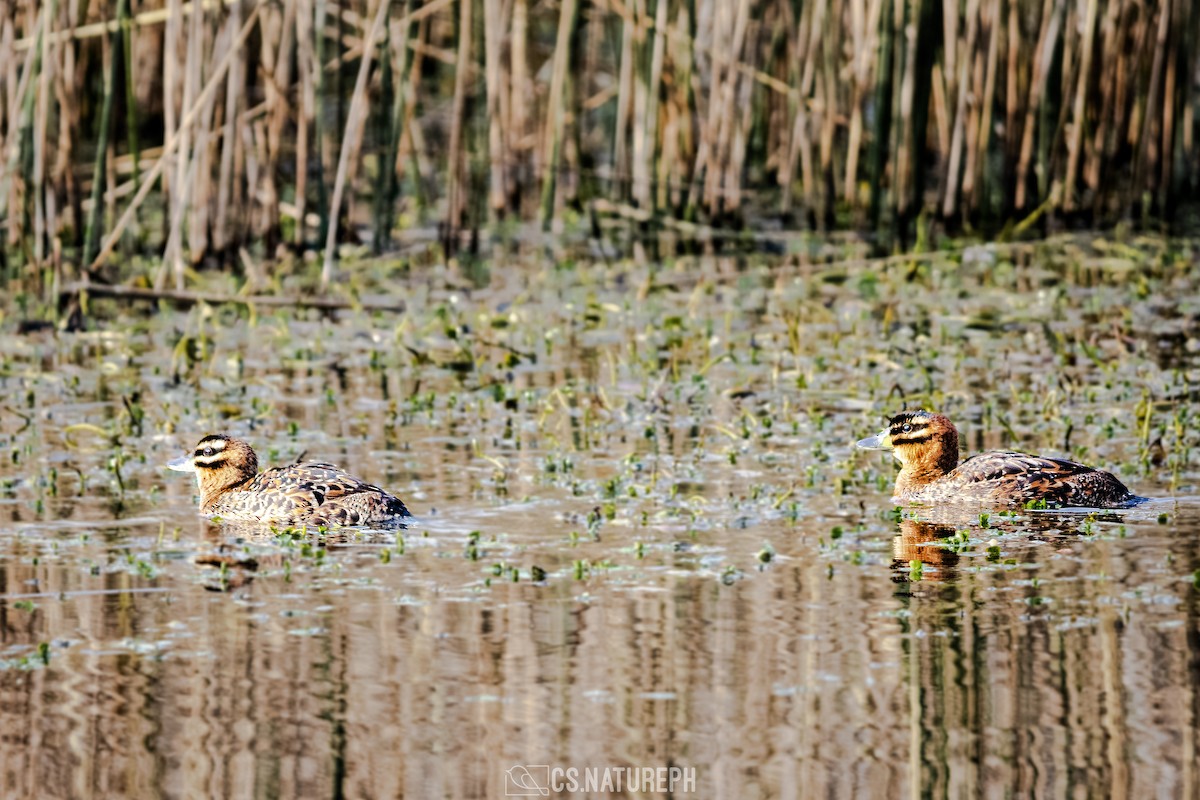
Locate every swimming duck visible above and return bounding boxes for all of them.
[856,410,1140,508]
[167,434,410,527]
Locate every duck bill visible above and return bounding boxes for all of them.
[166,454,196,472]
[855,429,893,451]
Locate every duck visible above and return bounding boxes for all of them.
[167,434,410,527]
[856,410,1141,508]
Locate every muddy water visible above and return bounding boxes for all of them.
[2,236,1200,798]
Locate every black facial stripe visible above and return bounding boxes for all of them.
[891,434,933,446]
[194,455,227,468]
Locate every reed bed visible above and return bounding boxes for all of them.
[0,0,1196,290]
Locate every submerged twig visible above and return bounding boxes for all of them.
[60,281,407,312]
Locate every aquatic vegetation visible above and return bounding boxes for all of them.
[0,235,1197,796]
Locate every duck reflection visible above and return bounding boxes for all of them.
[892,520,961,582]
[890,509,1134,582]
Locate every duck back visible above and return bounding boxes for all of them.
[897,450,1138,508]
[208,462,410,527]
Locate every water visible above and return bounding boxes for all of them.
[2,236,1199,798]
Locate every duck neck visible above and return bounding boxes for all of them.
[198,471,255,512]
[894,438,959,494]
[199,485,230,513]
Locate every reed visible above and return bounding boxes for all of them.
[322,0,391,288]
[538,0,578,227]
[0,0,1194,295]
[82,0,113,268]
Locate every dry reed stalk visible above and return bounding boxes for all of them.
[683,1,714,217]
[83,1,119,269]
[909,0,939,223]
[509,0,528,199]
[1,3,44,247]
[647,0,668,203]
[245,117,265,236]
[0,9,14,245]
[657,110,677,212]
[1014,0,1061,211]
[395,12,431,214]
[105,107,118,247]
[90,5,261,271]
[1062,0,1097,212]
[374,0,414,242]
[967,0,999,215]
[1004,0,1020,206]
[321,0,391,291]
[894,0,918,219]
[651,5,675,211]
[161,0,183,283]
[166,0,204,284]
[717,0,752,215]
[702,0,750,217]
[266,0,297,248]
[941,0,978,218]
[941,0,957,103]
[700,0,729,215]
[1132,0,1170,209]
[930,63,949,159]
[313,0,330,243]
[866,0,894,233]
[1083,0,1117,199]
[1183,0,1197,180]
[612,10,633,201]
[185,2,215,266]
[630,0,649,210]
[293,0,315,248]
[0,5,11,99]
[55,1,83,256]
[31,0,55,266]
[1158,0,1179,212]
[959,0,991,214]
[960,12,983,214]
[728,15,759,217]
[819,1,841,220]
[631,0,667,210]
[254,2,280,247]
[120,0,140,189]
[214,0,242,252]
[539,0,578,226]
[444,0,470,234]
[370,16,393,249]
[483,0,509,214]
[780,0,812,215]
[628,0,648,206]
[663,4,695,211]
[162,141,203,276]
[1110,2,1135,172]
[842,0,874,206]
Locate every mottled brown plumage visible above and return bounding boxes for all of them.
[856,410,1141,508]
[168,434,410,527]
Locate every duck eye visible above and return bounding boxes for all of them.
[902,424,912,433]
[202,447,215,457]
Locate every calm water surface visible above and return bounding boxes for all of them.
[2,236,1200,798]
